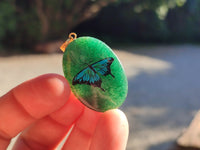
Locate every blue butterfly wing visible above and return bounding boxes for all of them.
[72,67,102,88]
[72,57,114,92]
[92,57,115,78]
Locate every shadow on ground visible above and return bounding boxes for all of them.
[115,45,200,150]
[149,141,200,150]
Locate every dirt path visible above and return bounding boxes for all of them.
[1,45,200,150]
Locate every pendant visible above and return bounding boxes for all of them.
[60,33,128,112]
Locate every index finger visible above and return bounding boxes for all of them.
[0,74,70,149]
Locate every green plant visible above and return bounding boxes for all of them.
[0,1,16,49]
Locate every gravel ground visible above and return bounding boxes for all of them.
[1,45,200,150]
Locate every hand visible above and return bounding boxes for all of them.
[0,74,129,150]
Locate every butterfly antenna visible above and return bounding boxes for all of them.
[83,62,89,66]
[110,73,115,78]
[100,87,105,92]
[82,60,93,66]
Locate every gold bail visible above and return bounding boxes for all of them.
[60,32,77,52]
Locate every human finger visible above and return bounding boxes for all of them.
[62,107,101,150]
[12,92,84,149]
[0,74,70,149]
[61,109,128,150]
[89,109,129,150]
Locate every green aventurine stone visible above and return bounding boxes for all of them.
[63,36,128,112]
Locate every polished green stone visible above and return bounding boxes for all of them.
[63,36,128,112]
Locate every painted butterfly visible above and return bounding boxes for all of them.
[72,57,115,91]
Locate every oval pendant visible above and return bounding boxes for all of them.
[61,33,128,112]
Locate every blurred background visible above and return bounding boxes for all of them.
[1,0,200,52]
[0,0,200,149]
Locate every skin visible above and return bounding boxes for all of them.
[0,74,129,150]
